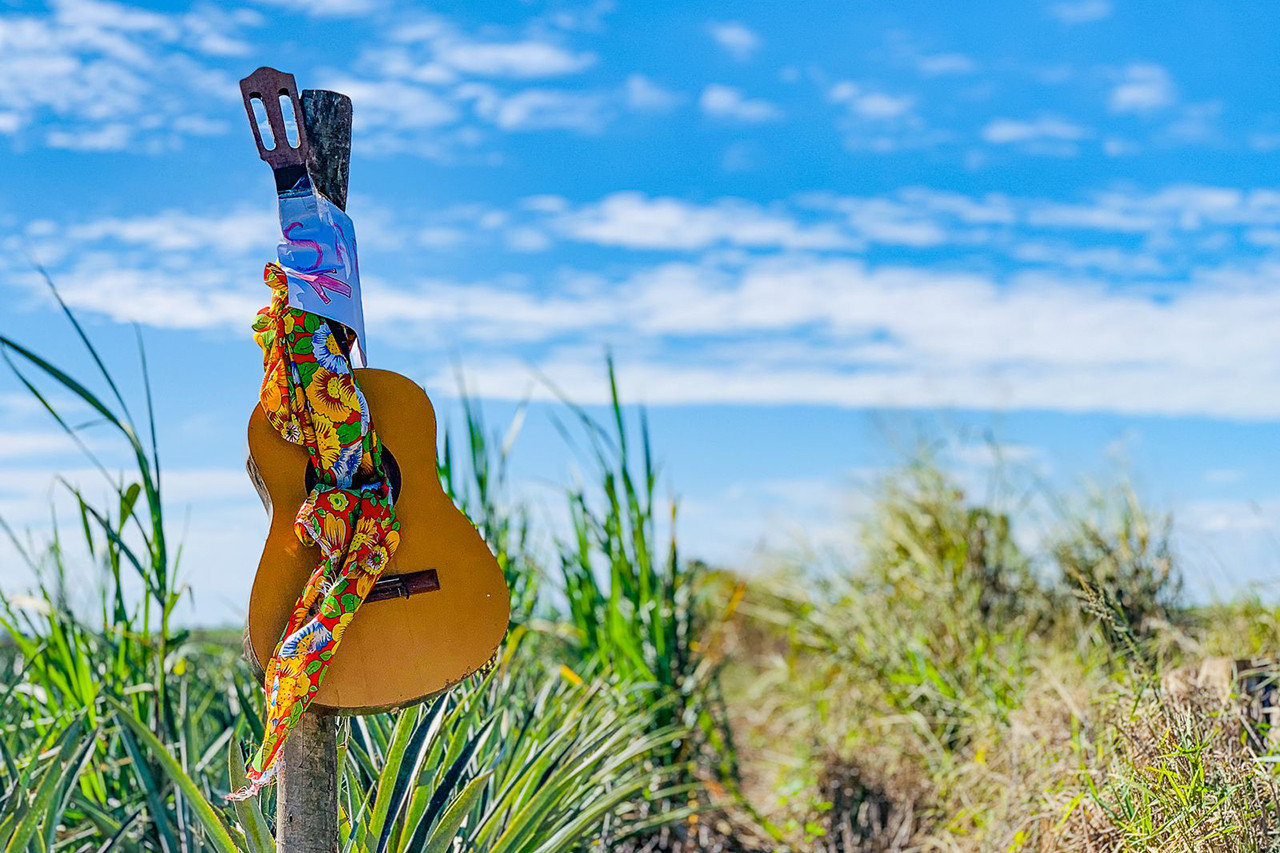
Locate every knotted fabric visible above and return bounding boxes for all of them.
[229,264,400,799]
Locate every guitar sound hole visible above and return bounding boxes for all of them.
[304,446,402,504]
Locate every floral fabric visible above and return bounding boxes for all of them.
[229,263,399,800]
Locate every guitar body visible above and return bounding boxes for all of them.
[244,368,510,713]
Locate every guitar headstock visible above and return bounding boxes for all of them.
[240,67,310,187]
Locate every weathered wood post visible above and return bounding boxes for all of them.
[272,87,353,853]
[275,711,339,853]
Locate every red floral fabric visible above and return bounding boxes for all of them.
[229,263,399,800]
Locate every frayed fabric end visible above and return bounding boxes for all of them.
[226,764,277,802]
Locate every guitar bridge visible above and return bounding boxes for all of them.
[365,569,440,603]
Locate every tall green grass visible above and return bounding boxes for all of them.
[0,295,731,850]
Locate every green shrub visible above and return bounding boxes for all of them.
[1052,482,1183,668]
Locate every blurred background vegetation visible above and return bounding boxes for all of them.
[4,300,1280,852]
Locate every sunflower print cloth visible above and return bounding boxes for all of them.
[228,263,400,800]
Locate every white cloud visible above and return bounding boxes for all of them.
[914,52,976,76]
[1103,137,1140,156]
[388,17,596,78]
[1024,184,1265,232]
[45,123,133,151]
[1047,0,1112,24]
[0,433,86,460]
[251,0,383,17]
[981,116,1089,155]
[434,39,596,79]
[324,78,460,132]
[1109,63,1176,114]
[520,195,570,214]
[307,13,613,154]
[505,227,552,252]
[24,264,265,330]
[1249,132,1280,153]
[823,78,941,153]
[404,252,1280,420]
[552,192,853,251]
[707,21,761,61]
[0,0,249,150]
[1010,241,1165,276]
[23,182,1280,423]
[544,0,615,33]
[983,116,1088,144]
[949,441,1043,468]
[1161,101,1223,145]
[60,207,274,254]
[829,81,915,120]
[12,206,283,330]
[419,226,469,249]
[467,86,611,132]
[699,84,781,123]
[0,461,265,626]
[624,74,681,112]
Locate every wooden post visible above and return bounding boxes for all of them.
[276,711,339,853]
[273,87,353,853]
[301,90,353,211]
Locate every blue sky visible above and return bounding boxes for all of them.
[4,0,1280,621]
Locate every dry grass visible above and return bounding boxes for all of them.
[715,462,1280,853]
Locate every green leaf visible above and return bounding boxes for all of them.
[365,707,417,853]
[108,698,241,853]
[4,721,91,853]
[423,773,490,853]
[228,741,273,853]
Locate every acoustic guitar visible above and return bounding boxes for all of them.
[239,67,510,713]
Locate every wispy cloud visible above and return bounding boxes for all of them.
[884,35,977,77]
[1109,63,1177,114]
[707,21,761,61]
[829,81,915,120]
[304,12,656,153]
[982,115,1089,155]
[464,85,611,132]
[552,192,853,250]
[624,74,682,112]
[407,252,1280,420]
[21,183,1280,420]
[822,76,943,153]
[914,52,976,76]
[389,18,597,79]
[699,84,781,123]
[250,0,383,17]
[1046,0,1113,24]
[983,116,1088,144]
[0,0,252,150]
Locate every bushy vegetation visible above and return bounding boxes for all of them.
[4,301,1280,852]
[723,461,1280,852]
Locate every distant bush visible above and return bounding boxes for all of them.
[854,460,1045,747]
[1051,482,1183,666]
[721,454,1279,853]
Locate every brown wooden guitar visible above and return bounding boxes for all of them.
[240,68,510,714]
